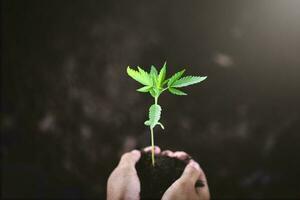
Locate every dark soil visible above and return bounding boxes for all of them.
[136,151,203,200]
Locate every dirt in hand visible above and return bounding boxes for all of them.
[136,152,189,200]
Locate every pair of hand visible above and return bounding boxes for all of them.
[107,146,210,200]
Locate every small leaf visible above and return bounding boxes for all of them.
[167,69,185,87]
[158,122,165,129]
[157,62,167,87]
[168,87,187,95]
[172,76,207,88]
[127,66,152,85]
[149,89,156,98]
[148,104,162,129]
[137,85,152,92]
[150,65,158,77]
[162,78,169,86]
[144,120,151,126]
[150,65,158,87]
[138,66,152,86]
[149,87,160,98]
[127,66,151,86]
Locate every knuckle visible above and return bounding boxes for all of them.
[122,152,131,159]
[162,150,171,154]
[177,179,187,188]
[186,166,200,177]
[177,179,191,190]
[118,164,132,172]
[120,152,131,162]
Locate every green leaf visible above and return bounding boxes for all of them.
[158,122,165,129]
[162,78,169,86]
[149,87,160,98]
[144,120,151,126]
[137,67,152,85]
[150,65,158,87]
[127,66,151,86]
[145,120,164,129]
[168,87,187,95]
[149,89,156,98]
[167,69,185,87]
[157,62,167,87]
[148,104,162,128]
[137,85,152,92]
[172,76,207,88]
[150,65,158,77]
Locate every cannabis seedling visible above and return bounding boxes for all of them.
[127,62,207,166]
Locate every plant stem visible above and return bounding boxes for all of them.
[162,88,168,92]
[151,96,159,166]
[150,127,155,166]
[154,96,158,105]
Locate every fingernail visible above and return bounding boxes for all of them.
[131,150,140,156]
[154,146,161,154]
[184,155,192,161]
[189,160,200,170]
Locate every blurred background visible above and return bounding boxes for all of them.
[2,0,300,198]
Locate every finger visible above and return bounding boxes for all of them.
[196,184,210,198]
[193,162,209,196]
[196,180,210,200]
[179,160,201,184]
[143,146,161,154]
[118,150,141,167]
[161,150,175,157]
[173,151,191,161]
[186,160,208,183]
[196,162,208,184]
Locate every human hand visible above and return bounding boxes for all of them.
[161,150,210,200]
[106,147,161,200]
[106,149,141,200]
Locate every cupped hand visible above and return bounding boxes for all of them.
[161,150,210,200]
[106,146,161,200]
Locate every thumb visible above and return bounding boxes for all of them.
[118,150,141,167]
[179,160,201,184]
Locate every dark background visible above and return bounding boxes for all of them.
[2,0,300,199]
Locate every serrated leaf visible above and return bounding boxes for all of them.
[137,66,152,85]
[150,65,158,77]
[127,66,151,86]
[168,87,187,95]
[172,76,207,88]
[150,65,158,87]
[167,69,185,87]
[157,62,167,87]
[148,104,162,128]
[137,85,152,92]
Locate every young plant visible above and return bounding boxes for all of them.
[127,62,207,166]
